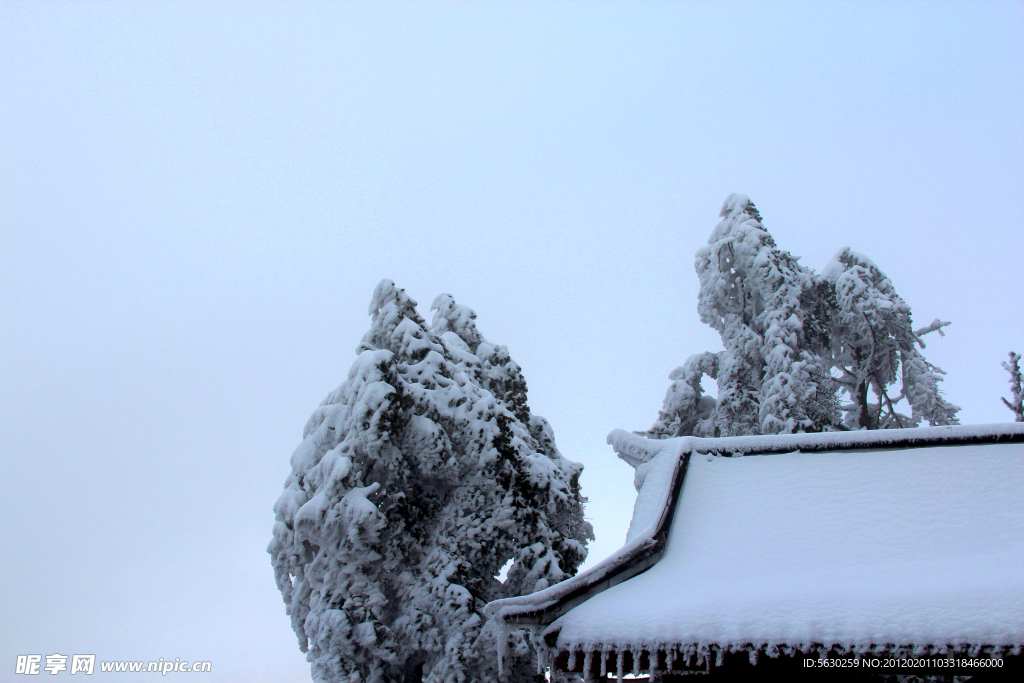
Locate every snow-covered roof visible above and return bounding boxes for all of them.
[487,424,1024,676]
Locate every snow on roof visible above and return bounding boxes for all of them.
[610,422,1024,463]
[552,428,1024,656]
[487,424,1024,675]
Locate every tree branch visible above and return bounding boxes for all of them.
[881,390,905,428]
[914,319,951,348]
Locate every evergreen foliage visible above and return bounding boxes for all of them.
[648,194,958,437]
[270,280,592,683]
[823,248,959,428]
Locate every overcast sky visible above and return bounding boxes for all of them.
[2,2,1022,681]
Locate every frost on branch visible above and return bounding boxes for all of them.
[1003,351,1024,422]
[270,280,592,682]
[824,247,959,429]
[649,194,838,438]
[647,195,958,436]
[647,352,719,438]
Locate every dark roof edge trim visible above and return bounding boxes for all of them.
[485,450,691,637]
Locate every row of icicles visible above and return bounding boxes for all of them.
[553,641,1022,681]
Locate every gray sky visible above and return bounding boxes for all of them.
[2,1,1022,681]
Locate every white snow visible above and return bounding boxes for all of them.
[272,280,594,681]
[551,435,1024,653]
[624,445,680,543]
[614,422,1024,459]
[822,247,878,282]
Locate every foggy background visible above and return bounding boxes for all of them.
[2,2,1022,681]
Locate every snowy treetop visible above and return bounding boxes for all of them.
[271,278,592,682]
[648,193,961,439]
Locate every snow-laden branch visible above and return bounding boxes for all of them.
[1002,351,1024,422]
[914,318,951,347]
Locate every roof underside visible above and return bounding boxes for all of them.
[551,441,1024,654]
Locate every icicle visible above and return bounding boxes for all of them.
[582,651,592,679]
[495,611,507,677]
[715,646,724,668]
[616,650,625,682]
[631,645,641,678]
[599,647,608,677]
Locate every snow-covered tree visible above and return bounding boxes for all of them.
[269,280,592,683]
[1003,351,1024,422]
[822,248,959,429]
[650,194,838,437]
[647,194,958,437]
[648,352,720,438]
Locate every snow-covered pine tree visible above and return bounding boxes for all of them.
[1003,351,1024,422]
[689,194,837,436]
[647,194,958,437]
[822,248,960,428]
[269,280,592,683]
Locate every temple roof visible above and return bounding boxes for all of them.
[487,424,1024,675]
